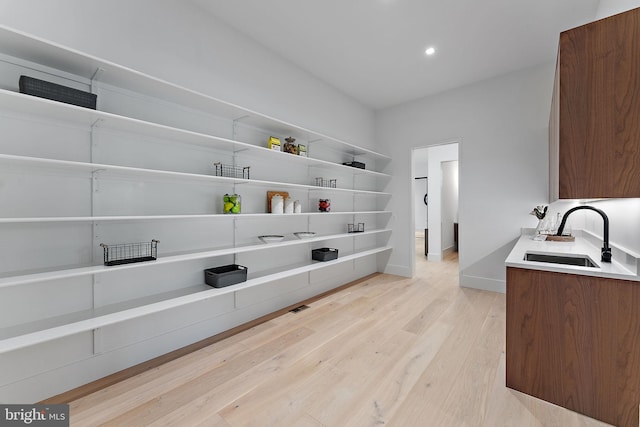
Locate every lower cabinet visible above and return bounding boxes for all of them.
[506,267,640,427]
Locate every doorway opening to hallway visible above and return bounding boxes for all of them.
[412,142,459,277]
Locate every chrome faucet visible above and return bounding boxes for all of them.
[556,206,611,262]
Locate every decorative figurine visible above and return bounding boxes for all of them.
[318,199,331,212]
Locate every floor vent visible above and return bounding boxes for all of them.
[290,305,310,313]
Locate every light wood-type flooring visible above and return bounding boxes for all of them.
[67,238,611,426]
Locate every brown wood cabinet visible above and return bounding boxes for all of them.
[506,267,640,427]
[550,7,640,200]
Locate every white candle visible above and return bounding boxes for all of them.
[271,194,284,214]
[284,197,294,214]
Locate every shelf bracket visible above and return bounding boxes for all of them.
[90,67,105,93]
[90,119,104,166]
[92,170,103,193]
[231,148,251,169]
[232,115,251,141]
[92,274,100,308]
[90,68,105,110]
[93,328,103,355]
[92,222,100,261]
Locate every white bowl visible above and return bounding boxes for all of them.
[294,232,316,239]
[258,235,285,243]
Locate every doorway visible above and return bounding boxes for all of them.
[412,142,459,268]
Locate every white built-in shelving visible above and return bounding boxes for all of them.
[0,23,392,361]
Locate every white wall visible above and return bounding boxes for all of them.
[579,199,640,255]
[378,0,640,286]
[413,148,428,231]
[441,160,459,252]
[413,179,428,232]
[426,143,459,261]
[377,63,555,290]
[595,0,640,18]
[0,0,375,150]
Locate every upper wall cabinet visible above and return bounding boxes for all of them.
[550,7,640,201]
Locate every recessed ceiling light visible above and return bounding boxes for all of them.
[425,47,436,56]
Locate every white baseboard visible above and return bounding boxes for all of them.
[459,273,505,293]
[383,264,411,277]
[427,252,442,261]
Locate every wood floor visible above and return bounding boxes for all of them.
[68,241,612,426]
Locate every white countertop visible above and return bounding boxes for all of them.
[505,229,640,281]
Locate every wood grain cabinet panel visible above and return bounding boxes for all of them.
[506,267,640,427]
[550,7,640,200]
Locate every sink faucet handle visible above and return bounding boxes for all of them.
[602,246,612,263]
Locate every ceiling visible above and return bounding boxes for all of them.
[191,0,600,110]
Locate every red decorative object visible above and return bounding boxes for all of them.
[318,199,331,212]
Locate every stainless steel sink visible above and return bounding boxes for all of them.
[524,252,598,268]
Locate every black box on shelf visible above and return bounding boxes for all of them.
[312,248,339,262]
[204,264,248,288]
[342,161,365,169]
[19,75,97,109]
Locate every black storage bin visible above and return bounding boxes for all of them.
[312,248,339,262]
[19,75,97,109]
[342,161,365,169]
[204,264,247,288]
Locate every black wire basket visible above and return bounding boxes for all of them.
[348,223,365,233]
[214,162,250,179]
[315,177,337,188]
[100,240,159,266]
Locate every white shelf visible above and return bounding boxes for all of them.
[0,211,392,224]
[0,90,391,179]
[0,229,392,289]
[0,284,211,341]
[0,154,391,196]
[0,246,391,354]
[0,25,390,162]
